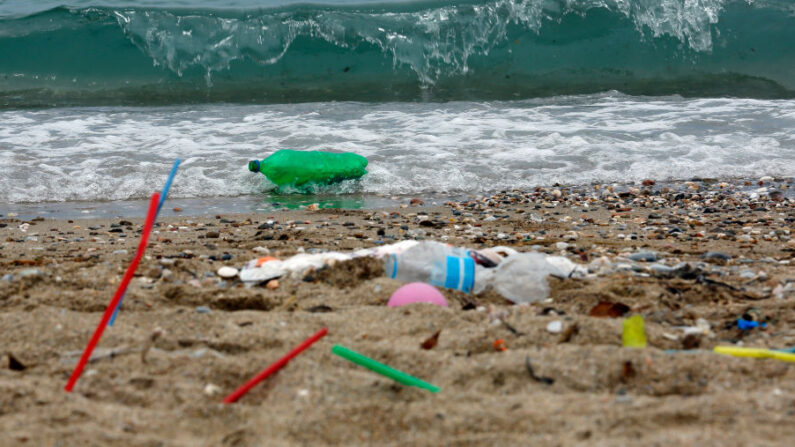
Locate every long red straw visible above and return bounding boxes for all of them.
[64,192,160,392]
[223,328,328,404]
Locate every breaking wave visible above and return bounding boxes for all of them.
[1,0,794,107]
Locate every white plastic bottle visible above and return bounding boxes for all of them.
[384,241,475,293]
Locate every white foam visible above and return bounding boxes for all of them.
[1,93,793,203]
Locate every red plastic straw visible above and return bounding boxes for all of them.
[64,192,160,392]
[223,328,328,404]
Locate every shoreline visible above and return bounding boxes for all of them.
[1,177,791,220]
[1,176,794,445]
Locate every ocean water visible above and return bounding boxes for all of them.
[1,0,794,215]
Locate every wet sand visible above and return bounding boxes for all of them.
[1,178,794,446]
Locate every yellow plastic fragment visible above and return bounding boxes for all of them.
[713,346,795,363]
[622,315,647,348]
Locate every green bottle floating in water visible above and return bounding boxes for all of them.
[248,149,368,188]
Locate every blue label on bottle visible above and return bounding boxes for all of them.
[443,255,475,293]
[444,256,460,290]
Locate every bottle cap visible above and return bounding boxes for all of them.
[248,160,260,172]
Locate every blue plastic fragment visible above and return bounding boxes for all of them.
[736,318,766,330]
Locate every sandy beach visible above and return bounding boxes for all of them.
[1,178,794,446]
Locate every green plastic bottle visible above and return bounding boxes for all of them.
[248,149,368,188]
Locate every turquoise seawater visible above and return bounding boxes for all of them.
[2,0,794,106]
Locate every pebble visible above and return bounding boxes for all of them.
[203,384,222,396]
[252,246,270,254]
[647,264,675,275]
[546,320,563,334]
[205,231,220,238]
[112,249,128,255]
[702,252,732,261]
[629,252,657,262]
[266,279,279,289]
[217,266,238,278]
[739,270,756,279]
[407,229,426,238]
[18,268,43,278]
[555,242,569,250]
[1,274,13,282]
[195,306,211,314]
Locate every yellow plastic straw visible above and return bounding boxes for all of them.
[713,346,795,363]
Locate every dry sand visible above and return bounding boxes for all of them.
[1,179,794,446]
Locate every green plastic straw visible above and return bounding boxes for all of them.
[331,345,439,393]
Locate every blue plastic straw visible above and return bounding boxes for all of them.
[108,159,180,326]
[156,159,181,216]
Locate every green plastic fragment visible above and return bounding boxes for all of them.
[331,345,439,393]
[249,149,368,188]
[622,315,647,348]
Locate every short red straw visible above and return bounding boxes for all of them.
[223,328,328,404]
[64,192,160,392]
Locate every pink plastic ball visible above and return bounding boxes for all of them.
[387,282,448,307]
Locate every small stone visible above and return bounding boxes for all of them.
[203,383,222,396]
[546,320,563,334]
[410,198,424,206]
[642,179,655,186]
[252,246,270,254]
[205,231,220,238]
[217,266,238,278]
[195,306,211,314]
[555,242,569,250]
[266,279,279,289]
[1,274,13,282]
[306,203,319,211]
[739,270,756,279]
[701,251,732,261]
[629,252,657,262]
[407,228,427,238]
[18,268,43,278]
